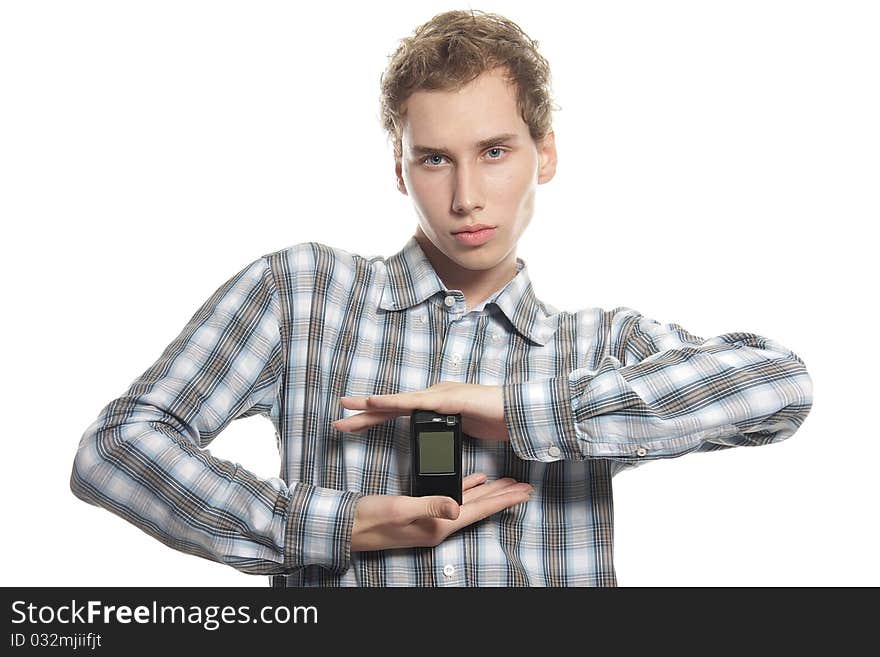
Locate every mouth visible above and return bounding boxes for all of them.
[452,226,497,246]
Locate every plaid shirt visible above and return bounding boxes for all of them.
[71,236,813,586]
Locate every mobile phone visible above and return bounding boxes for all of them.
[410,410,463,505]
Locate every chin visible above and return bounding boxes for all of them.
[455,248,501,266]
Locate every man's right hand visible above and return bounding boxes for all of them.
[350,473,533,552]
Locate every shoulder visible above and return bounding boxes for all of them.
[546,302,643,332]
[540,305,645,367]
[543,304,647,358]
[257,241,389,303]
[260,241,385,276]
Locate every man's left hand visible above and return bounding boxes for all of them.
[333,382,510,442]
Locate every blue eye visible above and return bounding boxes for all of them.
[421,148,507,167]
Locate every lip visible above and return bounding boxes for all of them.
[452,224,495,234]
[452,226,497,246]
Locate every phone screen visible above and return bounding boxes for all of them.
[418,431,455,474]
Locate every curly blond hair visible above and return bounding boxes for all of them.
[379,9,559,161]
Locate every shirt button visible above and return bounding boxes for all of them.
[444,295,455,307]
[636,447,648,457]
[491,333,501,342]
[443,564,455,578]
[547,445,561,458]
[418,315,427,324]
[450,355,461,368]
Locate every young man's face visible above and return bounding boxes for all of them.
[395,66,557,281]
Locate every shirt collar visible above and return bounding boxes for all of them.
[379,235,559,346]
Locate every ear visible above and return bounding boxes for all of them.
[536,130,557,184]
[395,159,408,196]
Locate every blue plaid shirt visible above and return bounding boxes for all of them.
[71,235,813,586]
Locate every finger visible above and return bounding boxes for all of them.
[338,396,372,411]
[342,393,418,412]
[461,477,524,503]
[413,495,460,521]
[333,411,401,433]
[476,483,534,503]
[462,473,489,491]
[464,482,533,506]
[457,488,532,526]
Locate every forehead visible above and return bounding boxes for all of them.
[400,68,528,148]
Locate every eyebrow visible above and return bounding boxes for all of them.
[410,132,520,155]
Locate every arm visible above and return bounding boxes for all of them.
[70,255,361,576]
[503,307,813,471]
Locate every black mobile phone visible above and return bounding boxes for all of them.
[410,410,463,505]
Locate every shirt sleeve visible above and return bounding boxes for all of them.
[503,307,814,471]
[70,255,362,576]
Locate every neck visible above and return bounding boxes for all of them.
[413,229,518,311]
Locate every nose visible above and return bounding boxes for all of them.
[451,163,484,215]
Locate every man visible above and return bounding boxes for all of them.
[70,9,813,586]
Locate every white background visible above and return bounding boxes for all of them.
[2,0,876,587]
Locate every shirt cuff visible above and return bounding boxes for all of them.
[503,374,585,462]
[283,483,362,574]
